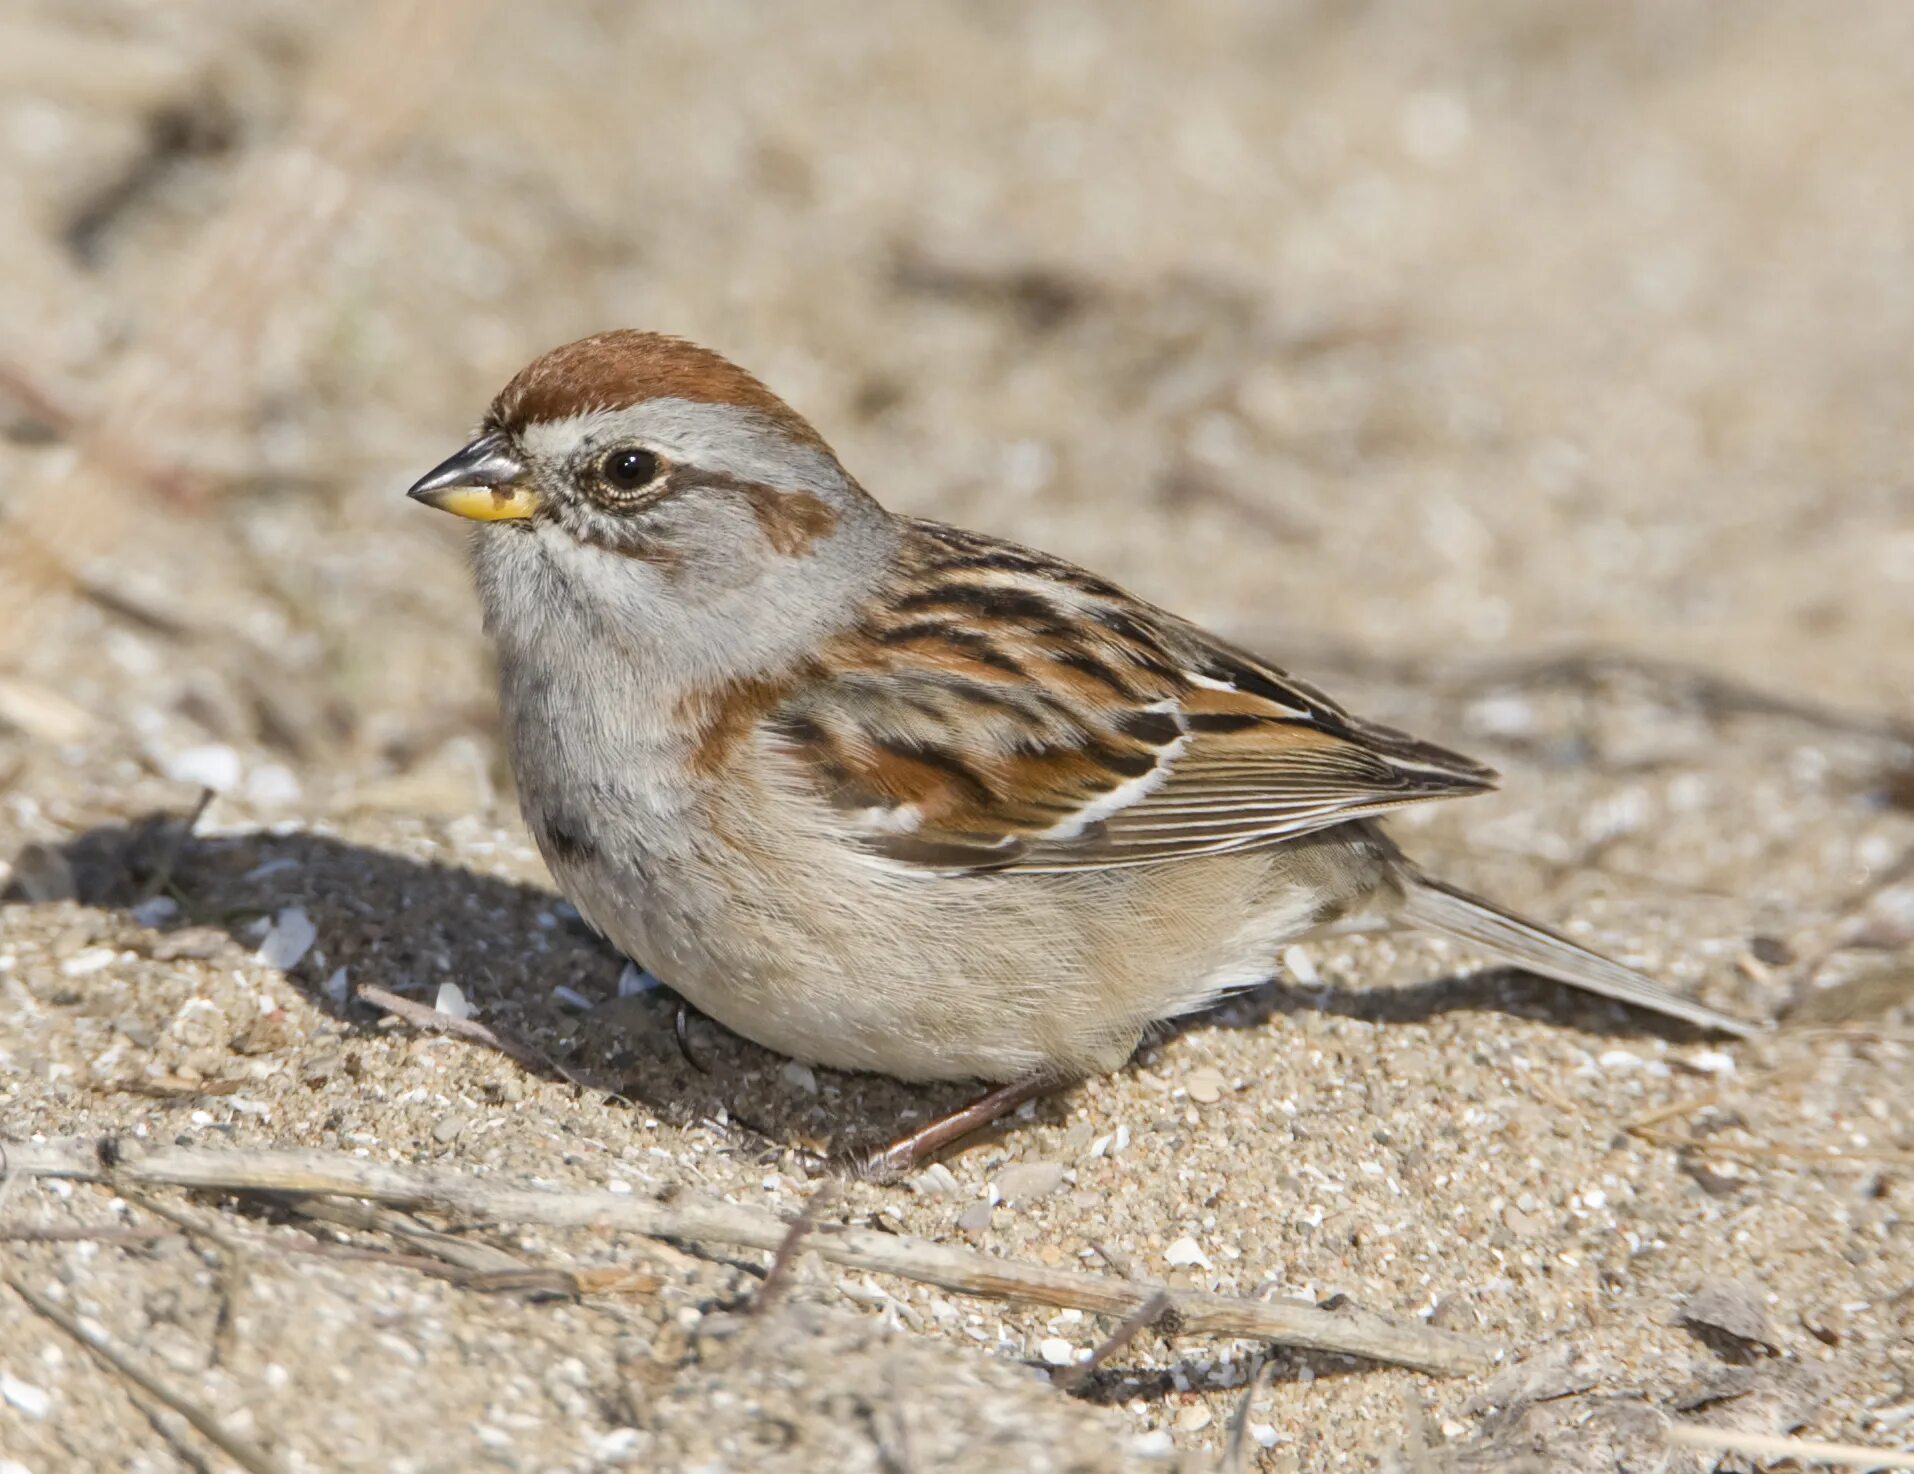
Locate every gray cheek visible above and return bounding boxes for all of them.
[658,499,776,593]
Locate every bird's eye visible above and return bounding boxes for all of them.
[598,447,660,496]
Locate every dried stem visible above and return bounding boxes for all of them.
[4,1270,284,1474]
[3,1138,1497,1377]
[1220,1359,1276,1474]
[753,1183,838,1316]
[121,1188,251,1365]
[355,983,557,1077]
[1052,1288,1173,1393]
[1662,1423,1914,1469]
[0,1225,176,1247]
[355,982,625,1098]
[1626,1125,1914,1169]
[284,1196,530,1275]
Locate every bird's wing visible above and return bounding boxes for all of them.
[760,520,1496,872]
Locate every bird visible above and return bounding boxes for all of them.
[407,329,1761,1169]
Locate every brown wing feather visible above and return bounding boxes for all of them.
[764,519,1495,872]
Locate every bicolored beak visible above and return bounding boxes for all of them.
[406,432,540,522]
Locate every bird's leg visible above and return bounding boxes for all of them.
[862,1076,1060,1179]
[673,1000,707,1073]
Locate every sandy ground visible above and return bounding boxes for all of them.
[2,3,1912,1471]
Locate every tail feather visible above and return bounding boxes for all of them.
[1399,875,1764,1039]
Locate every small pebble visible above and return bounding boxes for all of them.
[617,962,662,997]
[993,1161,1065,1204]
[956,1200,995,1232]
[591,1429,644,1460]
[166,743,240,792]
[432,1114,465,1144]
[230,1013,292,1056]
[1185,1067,1225,1105]
[1165,1236,1211,1269]
[1038,1337,1075,1366]
[435,982,475,1020]
[780,1059,819,1094]
[257,907,317,971]
[1088,1123,1132,1158]
[153,929,224,962]
[301,1050,343,1083]
[0,1372,50,1419]
[911,1163,962,1196]
[59,947,117,978]
[245,764,302,807]
[131,896,179,927]
[1175,1404,1212,1432]
[1683,1278,1779,1358]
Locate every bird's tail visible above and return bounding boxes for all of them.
[1398,873,1764,1038]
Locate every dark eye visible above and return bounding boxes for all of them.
[599,447,660,494]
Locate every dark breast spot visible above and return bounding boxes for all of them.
[539,819,599,865]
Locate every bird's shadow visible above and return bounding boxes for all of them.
[7,807,1706,1165]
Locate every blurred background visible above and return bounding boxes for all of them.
[4,0,1910,827]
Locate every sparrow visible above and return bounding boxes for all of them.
[408,330,1761,1165]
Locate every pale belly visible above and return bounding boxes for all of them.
[540,817,1324,1083]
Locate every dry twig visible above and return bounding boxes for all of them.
[356,981,626,1099]
[1619,1056,1822,1138]
[1218,1355,1275,1474]
[1052,1288,1174,1393]
[355,982,555,1076]
[3,1205,651,1299]
[753,1183,837,1316]
[1663,1423,1914,1469]
[353,981,638,1102]
[4,1138,1496,1377]
[137,786,214,903]
[0,1224,176,1247]
[3,1270,284,1474]
[1625,1126,1914,1169]
[122,1188,250,1366]
[283,1196,529,1275]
